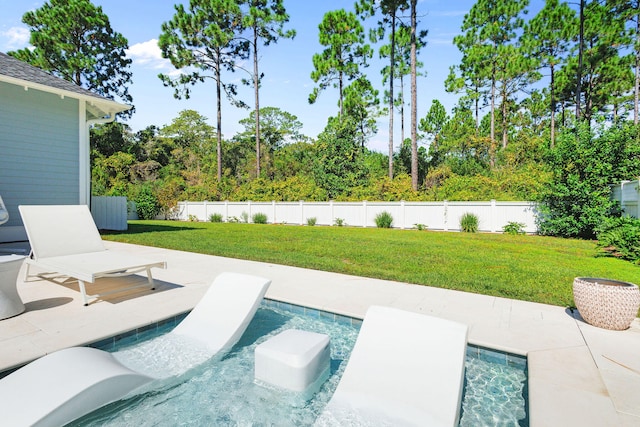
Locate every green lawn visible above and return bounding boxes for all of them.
[102,221,640,308]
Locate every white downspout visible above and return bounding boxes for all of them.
[79,101,89,206]
[80,100,117,206]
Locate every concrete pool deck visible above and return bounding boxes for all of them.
[0,241,638,426]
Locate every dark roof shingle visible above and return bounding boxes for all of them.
[0,51,107,102]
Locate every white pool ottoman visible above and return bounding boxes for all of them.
[255,329,330,392]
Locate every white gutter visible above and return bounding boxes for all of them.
[0,74,128,118]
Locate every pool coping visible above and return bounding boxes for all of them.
[87,298,529,372]
[0,241,638,426]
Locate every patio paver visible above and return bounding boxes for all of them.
[0,241,638,426]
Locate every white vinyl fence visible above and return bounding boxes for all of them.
[177,200,539,233]
[611,180,640,218]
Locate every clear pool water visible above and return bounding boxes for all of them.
[68,301,528,426]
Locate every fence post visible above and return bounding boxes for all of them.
[363,200,367,228]
[443,200,449,231]
[203,200,208,222]
[490,199,496,232]
[400,200,405,229]
[224,200,229,222]
[272,201,276,224]
[248,200,252,223]
[330,200,334,226]
[300,200,304,225]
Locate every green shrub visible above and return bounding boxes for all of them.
[188,214,198,222]
[334,218,346,227]
[209,213,223,223]
[135,187,160,220]
[307,217,317,226]
[414,223,427,231]
[460,212,479,233]
[374,211,394,228]
[241,211,249,223]
[539,123,640,238]
[252,212,268,224]
[503,221,526,235]
[596,216,640,264]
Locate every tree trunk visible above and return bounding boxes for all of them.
[216,54,223,182]
[388,13,396,180]
[410,0,418,191]
[635,11,639,125]
[550,63,555,148]
[400,78,405,143]
[585,69,594,123]
[576,0,584,121]
[253,25,261,178]
[339,69,344,118]
[490,74,496,143]
[490,47,496,143]
[474,82,479,132]
[501,82,508,149]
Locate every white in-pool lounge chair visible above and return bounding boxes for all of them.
[19,204,166,305]
[315,306,469,427]
[114,271,273,378]
[0,272,271,427]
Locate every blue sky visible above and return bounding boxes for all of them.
[0,0,533,153]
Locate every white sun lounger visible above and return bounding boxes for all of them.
[112,272,272,378]
[316,306,469,427]
[0,272,271,426]
[171,271,271,354]
[19,205,166,305]
[0,347,153,427]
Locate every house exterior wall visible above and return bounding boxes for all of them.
[0,81,80,228]
[611,180,640,218]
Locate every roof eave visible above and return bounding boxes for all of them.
[0,74,131,119]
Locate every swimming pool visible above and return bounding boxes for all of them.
[69,300,528,426]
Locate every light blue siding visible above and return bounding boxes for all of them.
[0,81,80,227]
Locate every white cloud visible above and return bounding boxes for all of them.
[126,39,172,70]
[429,10,467,17]
[167,68,184,77]
[2,26,30,49]
[429,37,455,46]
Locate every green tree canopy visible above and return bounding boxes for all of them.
[241,0,295,177]
[159,0,248,181]
[90,122,136,160]
[237,107,305,153]
[357,0,410,179]
[9,0,133,115]
[539,123,640,238]
[522,0,577,146]
[455,0,528,143]
[419,99,449,148]
[159,109,216,151]
[309,9,372,116]
[313,116,369,198]
[342,77,382,149]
